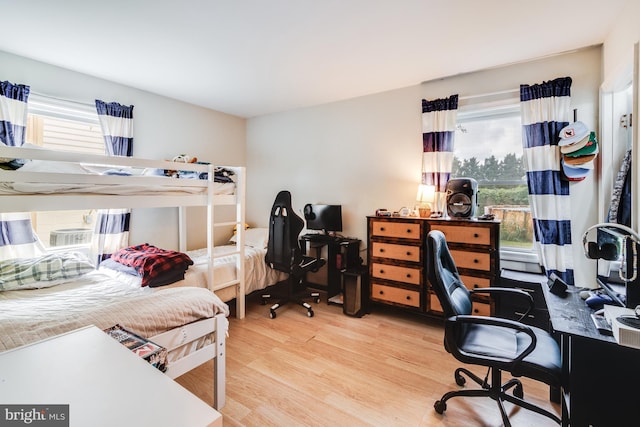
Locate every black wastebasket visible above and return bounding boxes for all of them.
[342,268,368,317]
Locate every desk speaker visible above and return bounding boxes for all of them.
[446,178,478,218]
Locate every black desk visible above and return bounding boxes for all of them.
[544,285,640,426]
[300,234,361,301]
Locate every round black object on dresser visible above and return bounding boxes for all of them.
[446,178,478,218]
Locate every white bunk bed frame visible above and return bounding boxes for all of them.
[0,145,247,409]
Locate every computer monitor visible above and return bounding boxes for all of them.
[303,204,342,234]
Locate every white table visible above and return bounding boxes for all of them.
[0,326,222,427]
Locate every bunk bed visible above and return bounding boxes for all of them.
[0,145,247,410]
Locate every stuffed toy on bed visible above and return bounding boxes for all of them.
[164,154,198,178]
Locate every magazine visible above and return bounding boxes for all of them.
[104,324,168,372]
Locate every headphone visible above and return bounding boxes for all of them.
[303,204,315,220]
[582,223,640,282]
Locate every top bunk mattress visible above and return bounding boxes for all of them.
[0,145,243,210]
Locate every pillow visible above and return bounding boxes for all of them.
[230,227,269,249]
[18,158,92,175]
[99,257,140,277]
[0,251,95,291]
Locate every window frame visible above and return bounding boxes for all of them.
[25,94,104,251]
[455,95,541,272]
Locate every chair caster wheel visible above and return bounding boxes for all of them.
[314,297,321,304]
[434,400,446,414]
[269,311,276,319]
[307,309,314,317]
[514,383,524,399]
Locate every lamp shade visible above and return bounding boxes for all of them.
[417,184,435,218]
[417,184,436,204]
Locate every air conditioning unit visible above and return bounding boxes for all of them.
[50,228,92,246]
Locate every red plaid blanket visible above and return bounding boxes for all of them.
[111,244,193,287]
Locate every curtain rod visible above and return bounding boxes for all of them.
[30,91,96,109]
[458,89,519,101]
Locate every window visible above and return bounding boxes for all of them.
[454,98,537,265]
[25,95,104,248]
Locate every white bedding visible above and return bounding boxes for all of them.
[0,270,229,352]
[0,155,236,196]
[0,177,235,196]
[100,245,287,302]
[187,245,286,296]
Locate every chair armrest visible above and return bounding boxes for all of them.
[447,315,538,365]
[471,287,534,321]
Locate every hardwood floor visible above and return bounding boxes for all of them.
[176,293,561,426]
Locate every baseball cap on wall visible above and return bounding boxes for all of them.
[563,154,596,169]
[558,121,590,147]
[561,157,590,180]
[563,132,599,156]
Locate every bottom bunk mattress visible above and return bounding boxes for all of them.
[182,245,287,300]
[100,244,287,302]
[0,269,230,352]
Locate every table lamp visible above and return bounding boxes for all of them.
[416,184,435,218]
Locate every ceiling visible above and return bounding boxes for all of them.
[0,0,629,118]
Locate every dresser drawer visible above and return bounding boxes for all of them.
[429,294,490,316]
[372,283,421,308]
[450,249,491,272]
[460,274,491,290]
[371,242,420,262]
[430,224,491,246]
[371,221,421,240]
[371,262,421,285]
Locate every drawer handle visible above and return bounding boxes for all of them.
[379,269,385,274]
[474,233,479,238]
[406,295,411,300]
[406,274,411,278]
[380,227,385,232]
[473,284,479,288]
[379,290,384,295]
[406,229,412,233]
[406,251,412,256]
[473,259,479,264]
[379,248,385,253]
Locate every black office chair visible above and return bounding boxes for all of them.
[262,190,325,318]
[427,230,563,426]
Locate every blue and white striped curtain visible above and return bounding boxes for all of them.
[91,100,134,265]
[91,209,131,265]
[0,80,30,147]
[0,82,38,260]
[421,95,459,213]
[0,213,43,260]
[95,100,133,156]
[520,77,573,284]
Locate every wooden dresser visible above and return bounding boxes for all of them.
[367,216,500,317]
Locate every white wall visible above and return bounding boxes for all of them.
[0,50,246,250]
[246,85,422,242]
[602,1,640,232]
[246,47,602,285]
[603,1,640,81]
